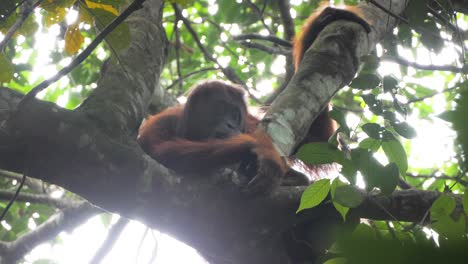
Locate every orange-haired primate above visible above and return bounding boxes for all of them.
[293,4,371,145]
[138,5,371,191]
[138,81,287,194]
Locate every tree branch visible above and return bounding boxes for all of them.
[0,190,80,209]
[0,202,100,264]
[382,55,467,73]
[90,216,130,264]
[233,33,292,47]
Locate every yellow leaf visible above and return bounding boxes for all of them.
[44,7,67,27]
[0,54,14,83]
[85,0,119,16]
[78,6,94,24]
[65,24,84,55]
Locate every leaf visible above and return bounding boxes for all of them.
[91,9,131,51]
[358,137,381,153]
[65,23,84,55]
[452,87,468,170]
[432,214,465,239]
[297,142,356,183]
[420,20,444,53]
[296,142,347,165]
[350,73,381,90]
[331,179,349,220]
[0,53,14,82]
[333,185,363,208]
[362,94,383,115]
[379,163,399,195]
[361,123,383,139]
[464,191,468,216]
[392,122,417,139]
[44,7,67,27]
[323,258,347,264]
[85,0,119,16]
[437,110,455,123]
[382,139,408,175]
[383,75,398,93]
[297,179,331,213]
[430,194,456,219]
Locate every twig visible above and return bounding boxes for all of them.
[90,216,130,264]
[243,0,273,34]
[233,33,292,47]
[0,171,26,221]
[277,0,295,41]
[17,0,146,109]
[174,11,183,91]
[406,83,460,104]
[382,55,467,73]
[406,172,468,186]
[165,67,218,90]
[237,41,290,55]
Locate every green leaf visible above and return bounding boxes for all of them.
[382,139,408,175]
[432,214,466,239]
[430,194,456,219]
[100,213,112,227]
[297,142,356,183]
[361,123,383,139]
[438,110,455,123]
[358,138,381,152]
[397,24,412,47]
[452,87,468,170]
[331,179,349,220]
[350,73,381,90]
[383,75,398,93]
[91,8,130,51]
[420,20,444,53]
[464,191,468,216]
[333,185,363,208]
[297,179,331,213]
[0,53,14,82]
[392,122,417,139]
[379,163,399,195]
[383,111,396,122]
[296,143,346,165]
[362,94,383,115]
[323,258,347,264]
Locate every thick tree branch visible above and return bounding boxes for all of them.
[261,0,407,155]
